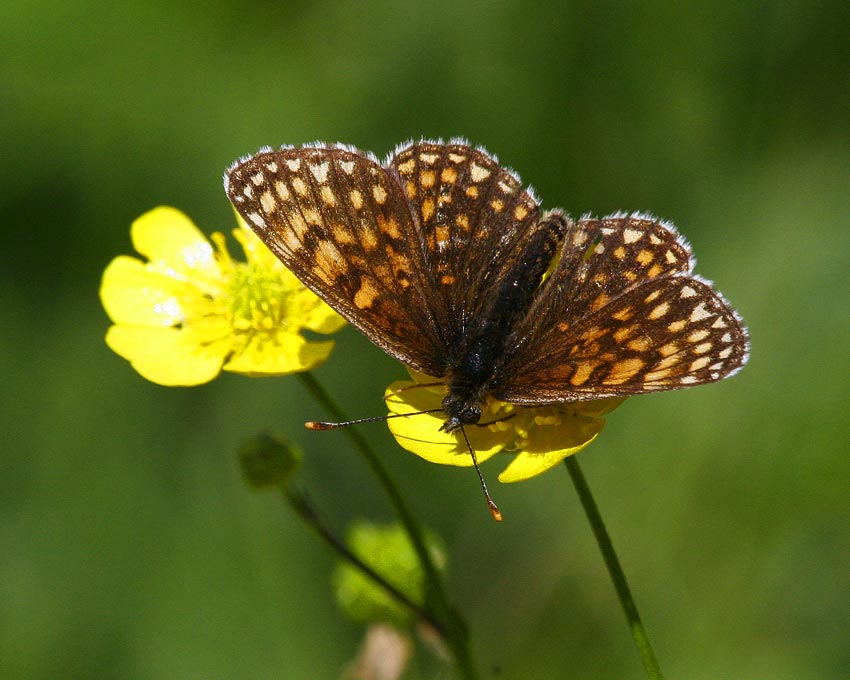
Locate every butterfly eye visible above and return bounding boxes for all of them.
[439,394,483,430]
[459,405,482,425]
[441,393,463,415]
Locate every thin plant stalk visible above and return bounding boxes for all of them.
[297,372,478,680]
[284,488,439,631]
[564,455,665,680]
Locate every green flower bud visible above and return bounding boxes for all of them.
[238,432,301,489]
[333,521,445,628]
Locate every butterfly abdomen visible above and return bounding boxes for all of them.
[441,211,569,430]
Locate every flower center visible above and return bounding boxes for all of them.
[227,262,291,334]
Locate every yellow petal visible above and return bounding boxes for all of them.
[385,381,508,466]
[105,325,229,386]
[100,255,194,326]
[223,332,336,376]
[497,413,605,483]
[233,218,281,271]
[295,288,347,334]
[572,396,627,418]
[131,207,221,280]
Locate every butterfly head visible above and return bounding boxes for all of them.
[439,392,484,433]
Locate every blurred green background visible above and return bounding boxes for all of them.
[2,1,848,678]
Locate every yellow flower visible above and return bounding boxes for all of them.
[100,206,345,386]
[385,371,625,483]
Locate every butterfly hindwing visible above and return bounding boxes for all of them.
[495,216,749,402]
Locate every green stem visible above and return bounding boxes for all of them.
[564,456,665,680]
[297,372,478,680]
[284,488,440,632]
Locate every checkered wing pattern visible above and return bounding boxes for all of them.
[494,214,749,402]
[227,141,749,409]
[388,142,542,348]
[227,142,549,376]
[225,145,449,376]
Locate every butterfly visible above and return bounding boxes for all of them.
[225,140,749,515]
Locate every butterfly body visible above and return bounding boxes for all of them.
[440,211,569,431]
[225,140,749,435]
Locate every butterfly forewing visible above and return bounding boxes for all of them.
[226,146,448,375]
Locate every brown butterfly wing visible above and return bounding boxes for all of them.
[225,145,450,376]
[227,141,549,375]
[387,141,543,353]
[227,145,749,404]
[494,214,749,402]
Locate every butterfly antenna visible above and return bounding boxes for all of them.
[460,425,503,522]
[305,409,444,430]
